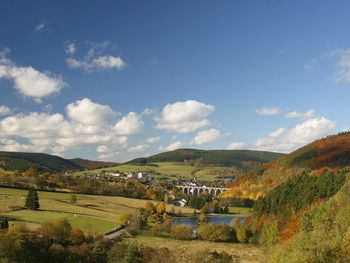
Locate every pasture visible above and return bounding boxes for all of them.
[0,187,194,233]
[74,162,238,181]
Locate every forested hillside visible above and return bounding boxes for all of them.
[0,152,117,172]
[129,148,284,168]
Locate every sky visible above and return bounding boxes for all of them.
[0,1,350,162]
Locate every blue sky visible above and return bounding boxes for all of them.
[0,1,350,161]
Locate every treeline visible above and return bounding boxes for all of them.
[254,170,346,216]
[129,149,283,167]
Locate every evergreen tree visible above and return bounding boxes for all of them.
[0,217,9,229]
[25,189,40,210]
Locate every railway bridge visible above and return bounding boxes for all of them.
[176,185,229,196]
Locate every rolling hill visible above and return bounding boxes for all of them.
[276,132,350,170]
[0,151,117,173]
[128,148,285,167]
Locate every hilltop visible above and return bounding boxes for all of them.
[223,132,350,200]
[275,132,350,170]
[0,151,117,173]
[128,148,284,168]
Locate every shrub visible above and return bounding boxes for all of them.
[198,223,235,242]
[0,217,9,229]
[236,226,250,243]
[170,225,193,240]
[193,249,239,263]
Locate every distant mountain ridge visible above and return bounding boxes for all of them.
[128,148,285,167]
[0,151,117,172]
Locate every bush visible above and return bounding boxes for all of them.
[170,225,193,240]
[0,217,9,229]
[193,249,239,263]
[198,223,235,242]
[236,226,250,243]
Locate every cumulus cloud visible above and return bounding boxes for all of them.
[254,117,336,152]
[155,100,214,133]
[114,112,144,135]
[0,48,66,102]
[0,106,10,116]
[146,136,160,144]
[269,127,285,138]
[66,98,116,125]
[0,98,129,157]
[159,141,184,152]
[256,107,281,116]
[285,109,315,120]
[191,128,222,145]
[227,142,245,150]
[64,41,76,56]
[65,41,126,72]
[128,144,149,153]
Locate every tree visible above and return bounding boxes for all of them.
[0,217,9,229]
[70,195,77,204]
[25,189,40,210]
[119,212,133,225]
[156,202,166,214]
[170,225,193,240]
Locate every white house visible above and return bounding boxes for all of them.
[137,172,148,179]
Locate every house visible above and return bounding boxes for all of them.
[106,172,121,177]
[170,198,187,207]
[126,173,137,179]
[137,172,148,179]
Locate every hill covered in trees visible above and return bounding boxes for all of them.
[0,151,117,172]
[128,148,284,168]
[276,132,350,170]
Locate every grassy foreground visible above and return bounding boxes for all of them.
[129,235,266,263]
[0,187,194,233]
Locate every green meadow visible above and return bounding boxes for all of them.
[74,162,237,181]
[0,187,194,233]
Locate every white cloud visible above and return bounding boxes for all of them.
[285,109,315,120]
[142,108,156,116]
[65,41,126,72]
[155,100,214,133]
[146,136,160,144]
[0,106,10,116]
[114,112,144,135]
[159,141,184,152]
[0,49,66,102]
[305,49,350,84]
[254,117,336,152]
[227,142,245,150]
[333,49,350,83]
[269,127,285,138]
[128,144,149,153]
[191,128,222,145]
[0,98,130,156]
[256,107,281,116]
[34,23,45,32]
[64,41,76,56]
[66,98,116,125]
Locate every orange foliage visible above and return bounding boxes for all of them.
[278,214,300,242]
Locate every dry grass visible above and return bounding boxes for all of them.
[129,235,267,263]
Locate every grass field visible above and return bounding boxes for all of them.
[0,187,194,233]
[128,235,266,263]
[74,162,237,181]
